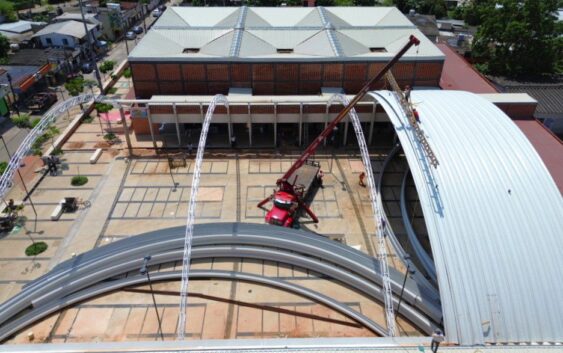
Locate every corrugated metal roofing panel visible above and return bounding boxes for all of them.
[200,31,234,56]
[339,28,444,58]
[238,31,277,57]
[246,29,320,49]
[324,7,412,27]
[294,30,335,57]
[334,31,369,56]
[153,8,190,27]
[165,7,238,27]
[250,8,319,27]
[369,90,563,345]
[129,29,232,57]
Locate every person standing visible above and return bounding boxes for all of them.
[317,170,324,189]
[404,85,411,104]
[431,329,445,353]
[359,172,366,187]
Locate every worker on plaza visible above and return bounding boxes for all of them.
[7,199,15,213]
[430,329,445,353]
[318,170,324,189]
[413,108,420,123]
[404,85,411,104]
[230,135,237,148]
[187,143,193,156]
[359,172,366,187]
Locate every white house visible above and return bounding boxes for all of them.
[31,20,101,50]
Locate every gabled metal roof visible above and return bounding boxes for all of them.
[129,6,444,62]
[368,90,563,345]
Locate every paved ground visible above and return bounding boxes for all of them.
[0,74,419,343]
[0,140,418,343]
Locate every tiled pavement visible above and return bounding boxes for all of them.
[1,133,420,343]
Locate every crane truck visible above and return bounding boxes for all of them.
[257,35,421,228]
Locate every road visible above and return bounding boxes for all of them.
[82,11,160,85]
[0,10,160,165]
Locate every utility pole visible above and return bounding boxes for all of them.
[78,0,104,92]
[0,136,38,235]
[6,73,20,116]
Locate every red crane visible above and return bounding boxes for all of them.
[258,35,421,227]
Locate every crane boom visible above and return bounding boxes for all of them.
[278,35,420,191]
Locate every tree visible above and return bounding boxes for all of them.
[0,34,9,62]
[95,102,114,132]
[64,77,85,96]
[472,0,562,77]
[0,0,17,22]
[394,0,446,18]
[99,60,115,78]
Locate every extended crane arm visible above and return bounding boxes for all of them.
[278,35,420,191]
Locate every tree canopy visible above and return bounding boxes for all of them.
[0,0,17,22]
[471,0,562,77]
[0,34,10,61]
[393,0,447,18]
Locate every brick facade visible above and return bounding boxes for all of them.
[131,61,444,98]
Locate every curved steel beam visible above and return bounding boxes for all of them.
[0,94,97,199]
[28,245,436,333]
[400,168,437,283]
[0,224,442,340]
[2,224,442,329]
[0,270,386,342]
[377,145,437,292]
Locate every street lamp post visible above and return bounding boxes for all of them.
[0,135,38,235]
[6,73,20,116]
[140,256,165,341]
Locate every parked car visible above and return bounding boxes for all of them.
[152,9,162,17]
[81,62,94,74]
[25,93,58,113]
[157,4,166,11]
[132,25,143,34]
[125,31,137,40]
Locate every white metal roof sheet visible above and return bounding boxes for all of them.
[162,7,238,27]
[368,90,563,345]
[130,7,444,62]
[324,7,412,27]
[249,8,320,27]
[246,29,320,49]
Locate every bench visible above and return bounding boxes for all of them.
[90,148,102,164]
[50,199,65,221]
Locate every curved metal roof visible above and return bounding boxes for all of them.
[368,90,563,345]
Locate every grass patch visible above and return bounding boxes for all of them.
[0,161,7,176]
[25,241,48,256]
[107,87,118,94]
[52,147,64,156]
[71,175,88,186]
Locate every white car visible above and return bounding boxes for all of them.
[152,9,162,17]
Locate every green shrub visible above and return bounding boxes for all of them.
[25,241,48,256]
[107,87,118,94]
[123,67,132,78]
[71,175,88,186]
[103,132,116,141]
[99,60,115,74]
[31,118,41,128]
[52,147,63,156]
[0,161,7,175]
[11,114,31,128]
[83,116,94,123]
